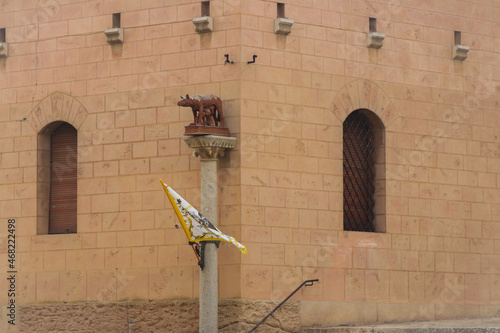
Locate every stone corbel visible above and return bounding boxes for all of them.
[0,42,8,57]
[193,16,213,33]
[104,28,124,44]
[452,44,469,61]
[274,17,294,35]
[367,32,385,48]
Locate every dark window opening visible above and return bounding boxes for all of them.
[277,3,285,18]
[343,110,377,232]
[0,28,5,43]
[202,1,210,16]
[113,13,121,28]
[49,123,77,234]
[454,31,461,45]
[369,17,376,32]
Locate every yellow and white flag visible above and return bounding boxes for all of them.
[160,180,247,254]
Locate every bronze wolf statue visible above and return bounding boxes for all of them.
[177,94,224,127]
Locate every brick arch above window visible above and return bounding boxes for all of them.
[27,92,88,133]
[28,93,87,235]
[330,79,398,128]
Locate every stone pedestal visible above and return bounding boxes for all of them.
[184,125,230,137]
[183,135,236,333]
[452,44,469,60]
[274,17,294,35]
[104,28,124,44]
[0,42,8,57]
[193,16,213,33]
[367,31,385,48]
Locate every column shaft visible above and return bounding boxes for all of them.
[182,135,236,333]
[199,158,218,333]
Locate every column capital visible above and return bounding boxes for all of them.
[183,135,237,160]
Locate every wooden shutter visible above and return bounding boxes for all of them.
[49,123,77,234]
[343,111,375,232]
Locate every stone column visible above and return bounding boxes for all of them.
[183,135,236,333]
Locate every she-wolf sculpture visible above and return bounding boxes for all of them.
[177,94,224,127]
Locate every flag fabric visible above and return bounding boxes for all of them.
[160,180,247,254]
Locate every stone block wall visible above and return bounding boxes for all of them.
[0,2,242,332]
[0,0,499,331]
[15,300,299,333]
[236,0,500,327]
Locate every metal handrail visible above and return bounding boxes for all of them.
[248,279,319,333]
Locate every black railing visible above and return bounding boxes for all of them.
[248,279,319,333]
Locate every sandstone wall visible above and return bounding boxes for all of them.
[0,0,243,330]
[0,0,242,308]
[0,0,499,330]
[236,0,500,326]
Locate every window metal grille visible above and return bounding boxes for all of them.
[343,111,375,232]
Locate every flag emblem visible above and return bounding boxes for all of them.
[161,180,247,254]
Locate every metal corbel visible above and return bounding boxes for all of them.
[189,241,220,271]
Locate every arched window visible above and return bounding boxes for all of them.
[343,110,385,232]
[38,122,77,234]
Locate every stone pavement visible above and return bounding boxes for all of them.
[301,317,500,332]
